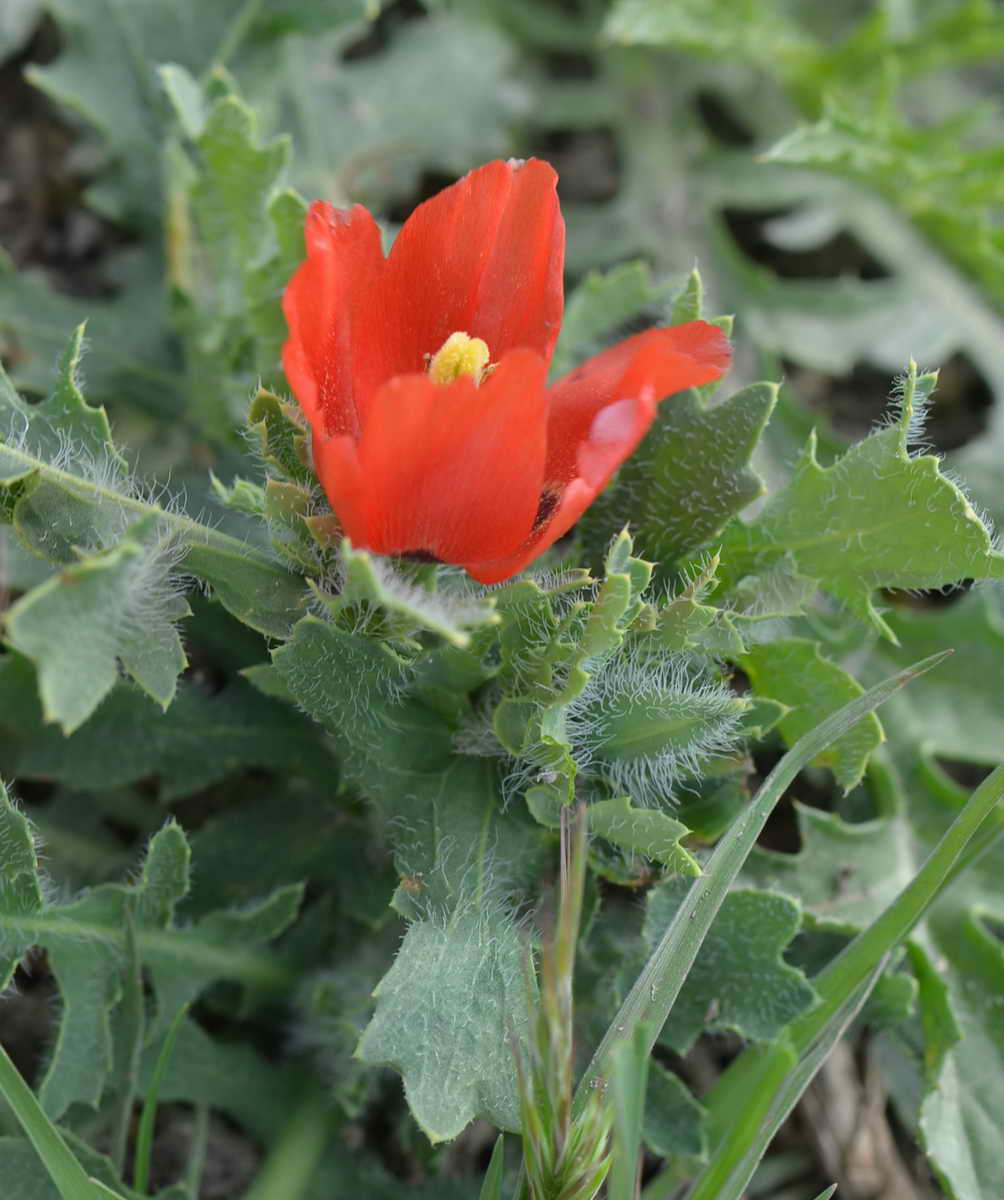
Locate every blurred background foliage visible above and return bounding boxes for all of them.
[2,1,1004,1198]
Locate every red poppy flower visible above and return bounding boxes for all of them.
[282,159,730,584]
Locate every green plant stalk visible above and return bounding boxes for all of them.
[650,762,1004,1200]
[0,1040,121,1200]
[515,805,610,1200]
[573,650,950,1111]
[133,1006,188,1195]
[0,440,278,568]
[243,1082,332,1200]
[108,914,145,1176]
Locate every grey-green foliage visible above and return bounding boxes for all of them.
[642,879,817,1054]
[0,336,310,642]
[356,906,527,1141]
[0,659,335,802]
[0,783,300,1120]
[256,15,529,209]
[271,616,544,1140]
[6,515,187,732]
[164,73,307,438]
[581,382,777,570]
[741,638,883,792]
[712,367,1004,638]
[643,1062,707,1160]
[25,0,374,226]
[566,644,748,807]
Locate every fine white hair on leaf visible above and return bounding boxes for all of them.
[871,365,937,456]
[564,645,746,808]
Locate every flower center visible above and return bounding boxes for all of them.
[427,331,491,386]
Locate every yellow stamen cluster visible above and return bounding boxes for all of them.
[427,331,491,386]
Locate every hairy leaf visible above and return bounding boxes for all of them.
[357,907,526,1141]
[741,638,883,791]
[0,655,334,801]
[6,516,187,732]
[0,802,299,1119]
[642,880,817,1054]
[714,367,1004,638]
[581,382,777,568]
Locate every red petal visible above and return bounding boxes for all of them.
[354,349,549,563]
[462,479,594,584]
[379,159,564,377]
[282,201,386,438]
[464,323,731,584]
[311,433,368,545]
[544,322,731,485]
[464,396,653,583]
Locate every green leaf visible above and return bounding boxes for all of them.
[0,324,123,468]
[0,808,298,1120]
[137,1018,306,1147]
[5,516,187,732]
[329,542,499,648]
[695,762,1004,1200]
[478,1137,505,1200]
[164,82,296,440]
[271,617,455,806]
[574,648,949,1105]
[867,590,1004,765]
[642,880,816,1054]
[740,638,883,791]
[263,16,527,209]
[608,1024,651,1200]
[0,1094,141,1200]
[714,366,1004,638]
[242,1082,332,1200]
[746,745,1004,1197]
[653,554,745,658]
[580,382,777,568]
[603,0,798,53]
[0,247,176,416]
[0,658,335,802]
[27,0,274,224]
[356,906,527,1142]
[192,95,288,289]
[0,349,309,640]
[0,781,44,990]
[527,790,699,879]
[0,0,42,59]
[643,1062,708,1161]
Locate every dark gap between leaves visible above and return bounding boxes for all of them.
[722,206,890,281]
[693,89,756,148]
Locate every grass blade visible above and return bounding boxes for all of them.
[0,1040,125,1199]
[787,761,1004,1059]
[607,1026,652,1200]
[648,760,1004,1200]
[574,650,950,1109]
[244,1079,331,1200]
[133,1006,188,1195]
[684,960,886,1200]
[478,1135,505,1200]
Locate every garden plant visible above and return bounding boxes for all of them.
[1,2,1003,1199]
